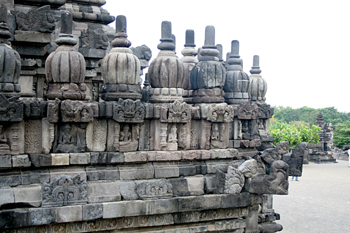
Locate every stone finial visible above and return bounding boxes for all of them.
[172,34,176,52]
[0,4,21,95]
[101,15,141,100]
[157,21,175,51]
[148,20,184,94]
[190,25,226,103]
[198,26,219,61]
[181,29,198,91]
[250,55,261,74]
[55,12,77,46]
[60,11,73,35]
[111,15,131,48]
[216,44,223,61]
[185,29,195,47]
[204,25,215,48]
[249,55,267,103]
[223,40,250,104]
[227,40,243,70]
[45,12,86,99]
[0,4,11,41]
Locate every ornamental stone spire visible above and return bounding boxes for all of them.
[249,55,267,104]
[101,15,141,100]
[223,40,250,104]
[190,26,226,103]
[148,21,185,103]
[0,4,21,96]
[181,29,198,99]
[45,12,86,100]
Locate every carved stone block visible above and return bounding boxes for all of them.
[160,100,192,123]
[54,124,87,153]
[86,119,107,152]
[211,122,229,149]
[16,6,56,33]
[42,174,87,207]
[0,94,23,122]
[207,104,234,122]
[61,100,98,122]
[135,179,173,199]
[249,160,289,195]
[24,119,42,154]
[112,98,145,123]
[236,102,260,120]
[23,100,46,118]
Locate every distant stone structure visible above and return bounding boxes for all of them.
[0,1,304,232]
[309,112,336,163]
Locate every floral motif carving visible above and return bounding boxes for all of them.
[136,179,173,199]
[42,174,87,207]
[160,100,192,123]
[113,98,145,123]
[237,102,260,120]
[207,104,234,122]
[0,94,23,122]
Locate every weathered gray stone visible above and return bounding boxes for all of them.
[0,171,21,187]
[56,205,82,223]
[135,179,173,199]
[70,153,90,165]
[178,162,197,176]
[178,195,221,211]
[0,155,11,168]
[87,181,121,203]
[118,181,138,200]
[103,202,125,219]
[124,152,148,163]
[12,154,31,167]
[186,176,205,196]
[86,166,120,181]
[0,187,14,207]
[13,184,42,207]
[144,198,179,215]
[28,207,55,226]
[221,193,254,208]
[168,178,190,196]
[119,163,154,180]
[82,203,103,220]
[20,170,50,185]
[154,162,179,178]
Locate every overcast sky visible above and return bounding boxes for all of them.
[103,0,350,113]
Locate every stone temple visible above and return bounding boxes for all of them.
[0,1,305,232]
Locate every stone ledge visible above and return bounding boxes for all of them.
[0,194,253,229]
[1,149,241,170]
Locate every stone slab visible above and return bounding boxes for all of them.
[51,153,69,166]
[13,184,42,207]
[87,181,121,203]
[56,205,82,223]
[0,187,14,206]
[12,154,31,167]
[70,153,90,165]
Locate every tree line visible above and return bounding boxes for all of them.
[271,106,350,149]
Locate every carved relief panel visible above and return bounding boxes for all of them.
[54,123,87,153]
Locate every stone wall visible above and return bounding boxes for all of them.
[0,1,300,232]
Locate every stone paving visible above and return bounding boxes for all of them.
[274,160,350,233]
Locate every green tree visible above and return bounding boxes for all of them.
[270,120,320,148]
[333,121,350,148]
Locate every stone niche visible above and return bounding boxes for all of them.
[105,98,145,152]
